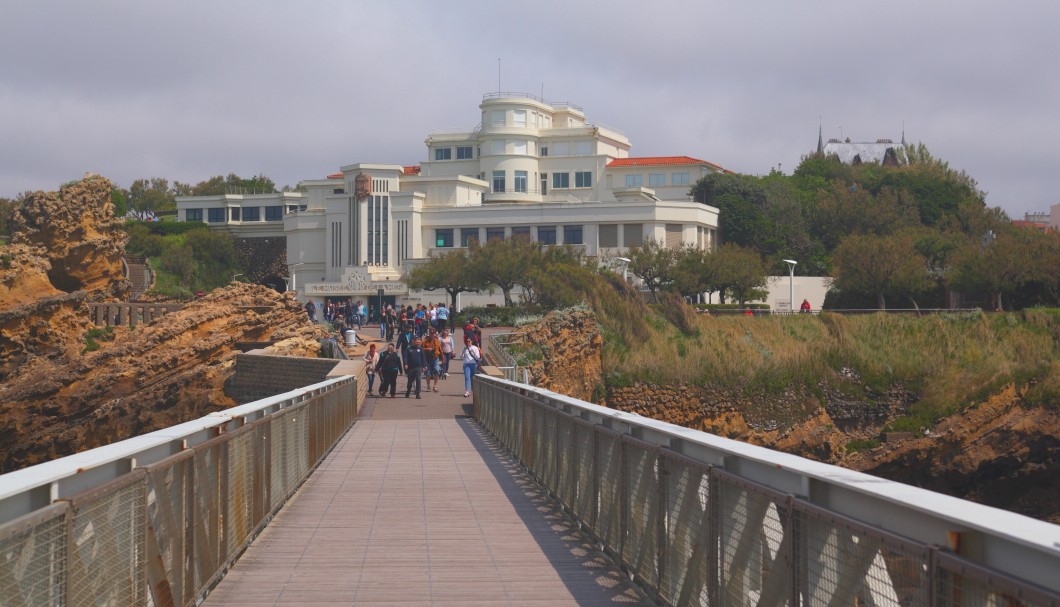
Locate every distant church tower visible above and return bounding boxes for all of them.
[816,120,824,155]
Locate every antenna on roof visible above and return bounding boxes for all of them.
[497,58,501,93]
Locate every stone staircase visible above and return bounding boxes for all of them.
[123,255,152,301]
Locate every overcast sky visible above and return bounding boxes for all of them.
[2,1,1057,218]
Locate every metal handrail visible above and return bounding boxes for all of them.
[474,375,1060,605]
[0,373,363,607]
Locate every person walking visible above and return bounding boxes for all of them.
[362,343,379,395]
[439,329,454,379]
[435,302,450,332]
[461,337,481,398]
[375,343,402,398]
[403,337,426,398]
[422,329,443,392]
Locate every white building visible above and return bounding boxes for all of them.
[177,93,727,306]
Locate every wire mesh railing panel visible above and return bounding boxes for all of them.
[269,410,289,509]
[716,473,793,607]
[935,552,1060,607]
[190,441,224,597]
[145,454,191,607]
[226,428,256,559]
[68,472,148,607]
[539,407,559,490]
[555,413,576,509]
[291,407,310,490]
[571,419,597,529]
[659,454,711,607]
[797,505,930,607]
[595,428,625,555]
[624,439,662,589]
[0,503,68,607]
[530,405,549,482]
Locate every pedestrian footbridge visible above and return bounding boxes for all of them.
[1,357,1058,606]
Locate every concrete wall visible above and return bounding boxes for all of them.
[225,353,342,404]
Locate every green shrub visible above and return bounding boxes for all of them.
[845,439,881,453]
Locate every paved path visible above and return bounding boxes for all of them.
[202,374,649,606]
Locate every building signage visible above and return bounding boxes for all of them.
[304,266,407,296]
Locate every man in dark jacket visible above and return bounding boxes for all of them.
[403,337,426,399]
[375,343,403,398]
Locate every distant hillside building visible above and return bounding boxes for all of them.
[816,126,904,166]
[176,92,727,303]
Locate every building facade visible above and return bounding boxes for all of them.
[177,93,726,304]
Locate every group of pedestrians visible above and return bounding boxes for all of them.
[324,299,368,328]
[363,308,484,400]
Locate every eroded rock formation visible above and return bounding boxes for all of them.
[0,283,330,472]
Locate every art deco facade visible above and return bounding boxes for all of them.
[177,93,726,303]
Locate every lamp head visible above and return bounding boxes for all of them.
[782,259,797,265]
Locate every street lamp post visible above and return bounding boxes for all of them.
[287,262,304,293]
[783,259,797,314]
[615,256,631,283]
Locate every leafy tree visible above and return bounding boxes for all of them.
[184,229,239,289]
[406,250,485,323]
[468,236,539,306]
[948,228,1046,311]
[110,188,128,218]
[625,238,677,303]
[712,244,769,305]
[128,178,176,217]
[160,242,195,287]
[191,173,277,196]
[811,182,920,250]
[0,195,23,241]
[831,233,932,309]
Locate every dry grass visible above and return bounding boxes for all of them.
[604,306,1059,417]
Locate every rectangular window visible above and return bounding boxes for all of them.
[552,173,570,188]
[552,142,569,156]
[540,174,547,195]
[563,225,583,245]
[624,224,643,247]
[512,140,527,155]
[208,208,225,222]
[265,206,283,221]
[513,110,526,127]
[460,228,478,247]
[537,226,556,245]
[486,227,505,241]
[456,146,473,159]
[666,223,683,248]
[185,209,202,221]
[512,226,530,240]
[599,224,618,248]
[575,141,592,155]
[492,170,505,193]
[625,174,643,187]
[672,172,689,185]
[649,173,666,187]
[491,140,505,155]
[492,110,505,126]
[434,147,452,160]
[575,171,592,188]
[230,207,240,221]
[540,146,548,157]
[514,170,528,193]
[435,228,454,248]
[242,207,260,221]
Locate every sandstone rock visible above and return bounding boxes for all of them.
[0,283,330,472]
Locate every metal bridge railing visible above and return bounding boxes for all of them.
[486,332,530,384]
[474,376,1060,607]
[0,373,361,607]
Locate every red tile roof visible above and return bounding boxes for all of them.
[403,165,422,175]
[606,156,728,171]
[327,172,343,179]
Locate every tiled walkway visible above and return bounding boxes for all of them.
[202,380,649,606]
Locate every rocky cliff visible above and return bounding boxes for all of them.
[1,175,127,380]
[0,175,331,472]
[0,283,330,472]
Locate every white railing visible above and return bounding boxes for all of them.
[474,375,1060,606]
[0,374,362,607]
